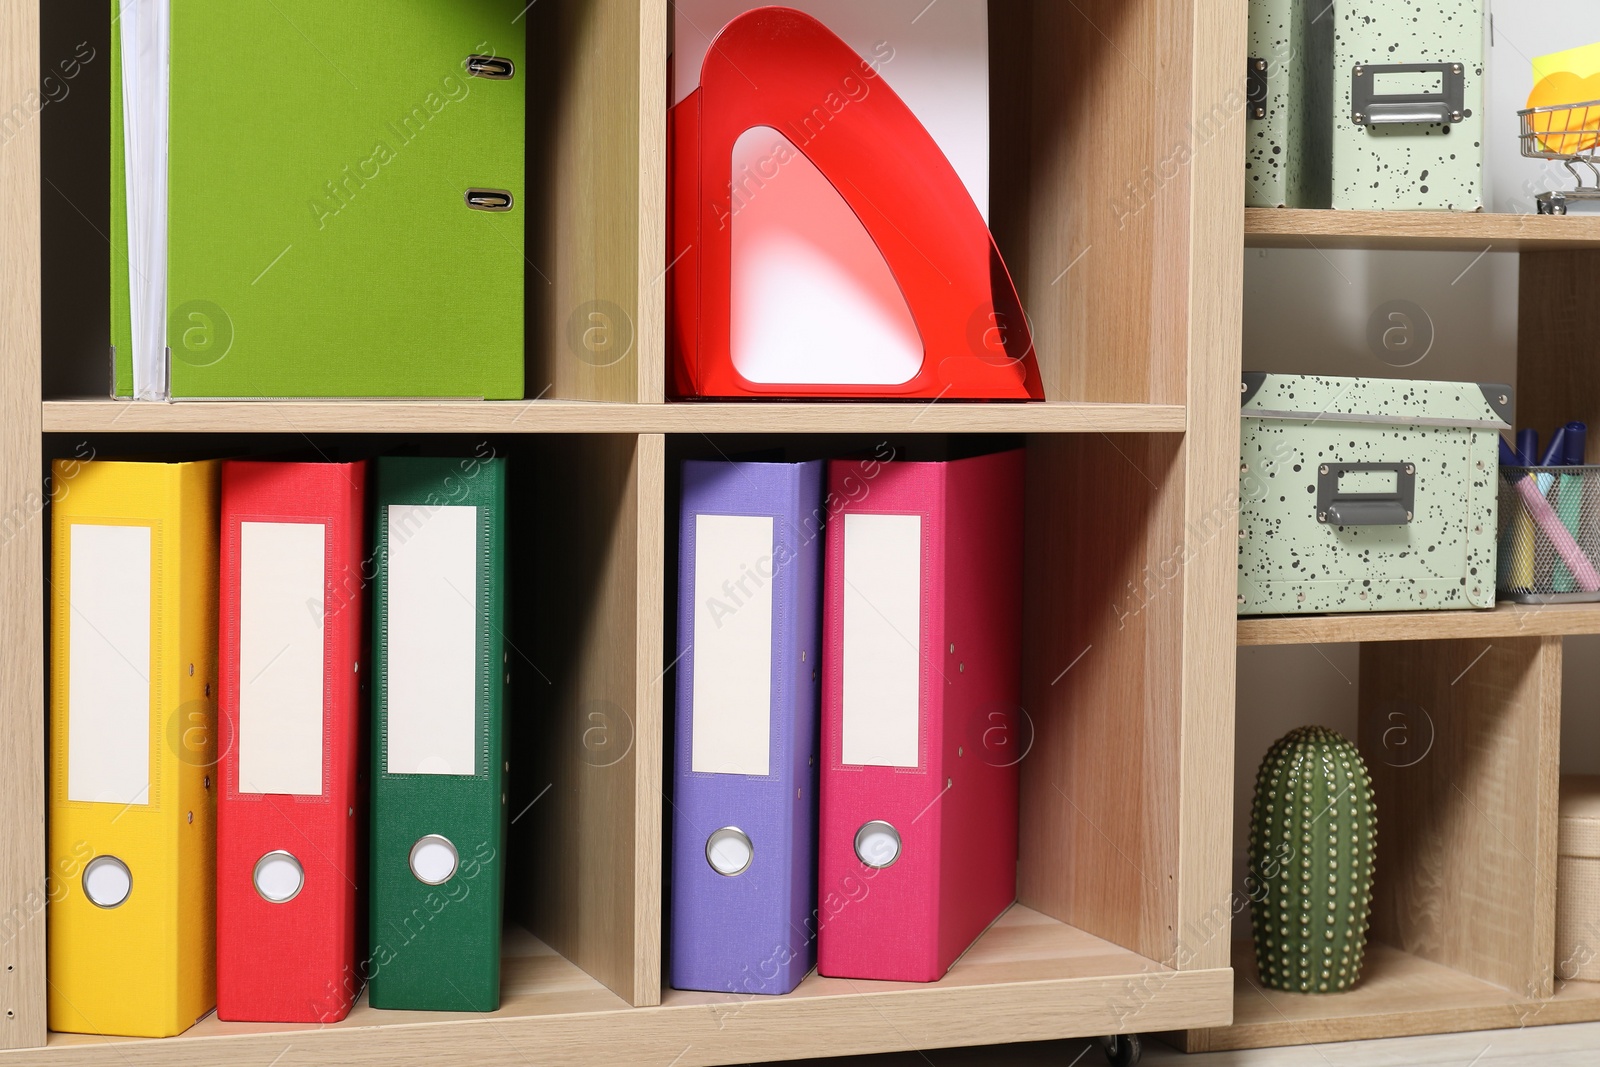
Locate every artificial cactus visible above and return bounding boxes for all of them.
[1248,725,1377,994]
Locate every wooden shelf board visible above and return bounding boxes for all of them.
[1177,941,1600,1053]
[1237,601,1600,646]
[17,909,1231,1066]
[39,399,1186,436]
[39,926,629,1053]
[1245,207,1600,252]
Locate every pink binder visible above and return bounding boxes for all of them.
[817,449,1024,982]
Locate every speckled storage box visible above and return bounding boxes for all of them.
[1331,0,1484,211]
[1558,775,1600,983]
[1238,373,1512,615]
[1246,0,1332,208]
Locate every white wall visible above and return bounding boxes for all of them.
[1233,643,1361,918]
[1563,635,1600,774]
[1487,1,1600,214]
[1243,247,1519,381]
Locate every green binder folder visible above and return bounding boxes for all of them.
[111,2,525,399]
[370,456,509,1011]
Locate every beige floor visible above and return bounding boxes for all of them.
[775,1022,1600,1065]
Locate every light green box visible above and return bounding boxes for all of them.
[1246,0,1333,208]
[1238,374,1511,615]
[1331,0,1485,210]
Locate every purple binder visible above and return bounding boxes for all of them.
[670,459,825,995]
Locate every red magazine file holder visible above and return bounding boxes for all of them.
[668,6,1045,400]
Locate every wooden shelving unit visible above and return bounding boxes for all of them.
[1245,207,1600,251]
[0,0,1244,1063]
[1188,84,1600,1060]
[1239,601,1600,645]
[1183,631,1569,1052]
[32,911,1232,1067]
[1181,942,1600,1052]
[38,399,1187,436]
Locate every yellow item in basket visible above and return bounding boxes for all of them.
[1510,504,1536,592]
[48,460,219,1038]
[1530,44,1600,154]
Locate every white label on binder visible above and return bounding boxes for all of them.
[842,514,921,767]
[239,521,326,796]
[68,523,152,805]
[692,514,773,776]
[386,505,477,776]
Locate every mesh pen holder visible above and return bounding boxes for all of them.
[1497,465,1600,603]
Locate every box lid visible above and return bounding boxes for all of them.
[1241,373,1514,429]
[1560,774,1600,858]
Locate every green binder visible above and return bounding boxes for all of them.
[370,456,509,1011]
[111,2,525,399]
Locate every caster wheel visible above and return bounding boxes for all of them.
[1095,1032,1141,1066]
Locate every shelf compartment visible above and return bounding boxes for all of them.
[1185,635,1562,1050]
[1245,208,1600,252]
[40,399,1188,436]
[5,0,1248,1055]
[29,910,1231,1066]
[1238,602,1600,645]
[1359,638,1559,998]
[39,0,660,405]
[1020,432,1214,965]
[989,1,1200,406]
[657,430,1233,982]
[513,433,664,1007]
[1176,941,1600,1053]
[18,433,663,1029]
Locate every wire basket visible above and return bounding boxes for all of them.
[1518,98,1600,214]
[1497,465,1600,603]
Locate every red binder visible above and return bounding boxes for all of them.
[817,449,1024,982]
[218,461,367,1022]
[668,6,1043,400]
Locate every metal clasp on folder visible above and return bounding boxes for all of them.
[466,55,515,80]
[465,189,515,212]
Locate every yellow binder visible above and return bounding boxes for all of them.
[48,460,218,1037]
